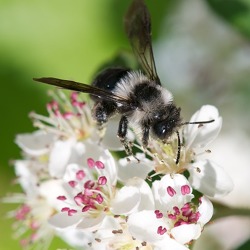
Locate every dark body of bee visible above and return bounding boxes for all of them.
[34,0,184,161]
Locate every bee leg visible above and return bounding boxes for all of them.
[117,115,130,153]
[117,116,139,162]
[92,101,116,141]
[142,124,150,151]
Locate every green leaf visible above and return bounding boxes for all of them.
[206,0,250,37]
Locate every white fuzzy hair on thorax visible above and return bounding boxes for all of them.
[114,70,173,106]
[113,71,148,98]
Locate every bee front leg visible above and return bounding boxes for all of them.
[117,115,131,153]
[142,124,150,150]
[92,101,116,140]
[117,116,140,162]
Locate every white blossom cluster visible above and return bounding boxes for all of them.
[4,91,233,250]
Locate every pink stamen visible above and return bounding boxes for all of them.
[74,195,84,206]
[168,214,176,220]
[71,92,78,101]
[84,180,95,189]
[63,112,74,119]
[87,158,95,168]
[174,219,188,227]
[51,100,59,109]
[81,194,91,204]
[98,176,107,185]
[95,161,105,169]
[54,110,61,117]
[84,188,94,196]
[76,170,85,181]
[181,185,191,195]
[188,212,200,223]
[68,209,77,216]
[167,186,176,197]
[61,207,70,212]
[68,180,78,188]
[157,226,167,235]
[82,205,91,212]
[57,195,67,201]
[154,210,163,219]
[173,206,180,215]
[96,194,104,204]
[72,101,85,109]
[182,209,192,217]
[15,205,30,220]
[30,221,39,230]
[47,100,59,111]
[71,100,80,107]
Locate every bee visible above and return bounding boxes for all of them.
[34,0,213,164]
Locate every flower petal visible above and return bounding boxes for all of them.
[14,160,39,196]
[154,237,189,250]
[111,186,140,215]
[126,177,155,210]
[57,228,93,248]
[153,174,193,211]
[188,160,234,197]
[38,179,67,210]
[48,138,76,178]
[171,224,201,244]
[118,153,153,182]
[76,213,106,231]
[198,196,213,225]
[15,130,56,156]
[49,212,82,229]
[127,210,162,242]
[185,105,222,149]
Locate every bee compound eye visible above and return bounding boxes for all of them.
[152,120,173,140]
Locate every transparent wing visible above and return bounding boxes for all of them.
[124,0,161,85]
[33,77,131,106]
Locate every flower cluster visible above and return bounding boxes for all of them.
[3,90,233,250]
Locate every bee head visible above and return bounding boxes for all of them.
[152,105,181,140]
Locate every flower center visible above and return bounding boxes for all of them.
[30,91,94,141]
[155,183,200,236]
[58,158,111,217]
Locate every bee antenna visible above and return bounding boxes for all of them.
[176,131,181,165]
[180,119,215,126]
[175,119,214,164]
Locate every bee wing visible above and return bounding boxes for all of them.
[124,0,161,85]
[33,77,131,106]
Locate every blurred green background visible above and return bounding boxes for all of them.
[1,0,250,249]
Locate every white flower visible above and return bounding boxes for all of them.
[49,155,126,227]
[30,91,94,140]
[15,130,57,157]
[127,174,213,249]
[145,105,233,198]
[29,90,125,151]
[188,159,233,198]
[6,86,234,250]
[184,105,233,197]
[184,105,222,149]
[2,179,65,249]
[49,151,155,234]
